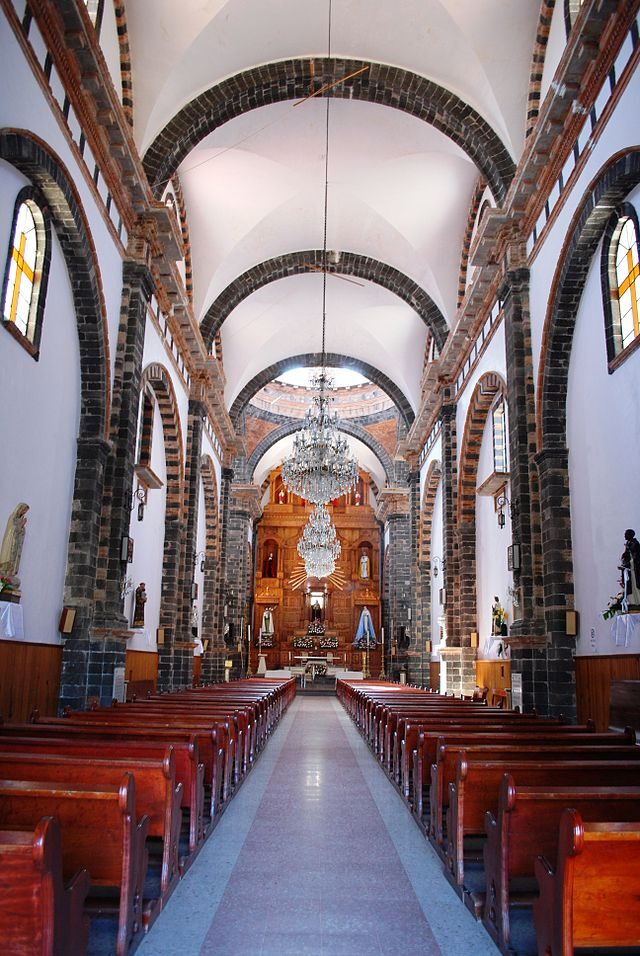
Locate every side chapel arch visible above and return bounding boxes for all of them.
[457,372,507,644]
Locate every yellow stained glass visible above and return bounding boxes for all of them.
[3,202,37,339]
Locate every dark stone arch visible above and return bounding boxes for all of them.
[416,460,442,663]
[246,417,394,486]
[538,149,640,449]
[0,129,110,437]
[201,250,449,353]
[143,58,515,205]
[456,372,507,640]
[230,352,414,428]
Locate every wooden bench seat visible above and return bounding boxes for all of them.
[0,774,148,956]
[0,816,90,956]
[446,755,640,913]
[0,727,207,859]
[0,749,182,916]
[534,810,640,956]
[483,775,640,954]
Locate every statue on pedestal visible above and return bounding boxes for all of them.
[620,529,640,609]
[0,502,29,588]
[132,582,147,629]
[353,605,376,649]
[359,552,370,579]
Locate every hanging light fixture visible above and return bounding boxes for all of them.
[281,4,358,506]
[297,503,341,578]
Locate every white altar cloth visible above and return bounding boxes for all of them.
[610,612,640,648]
[0,600,24,640]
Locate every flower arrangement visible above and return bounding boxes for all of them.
[255,633,274,648]
[319,636,339,649]
[491,598,508,636]
[0,575,14,593]
[307,621,325,636]
[603,592,624,620]
[293,635,314,649]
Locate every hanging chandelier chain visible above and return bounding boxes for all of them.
[321,0,333,371]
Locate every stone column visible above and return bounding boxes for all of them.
[62,256,153,710]
[202,466,233,684]
[224,483,262,679]
[438,398,475,696]
[376,488,412,680]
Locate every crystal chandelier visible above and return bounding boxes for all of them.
[297,503,341,578]
[280,42,359,506]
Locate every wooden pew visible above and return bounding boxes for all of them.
[410,726,634,822]
[0,774,148,956]
[431,739,640,848]
[534,810,640,956]
[0,816,90,956]
[483,775,640,954]
[0,727,207,862]
[0,749,182,916]
[446,755,640,913]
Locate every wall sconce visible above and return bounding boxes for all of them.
[496,493,510,529]
[132,485,147,521]
[194,551,206,573]
[432,555,444,577]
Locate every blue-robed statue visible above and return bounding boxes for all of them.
[353,606,377,649]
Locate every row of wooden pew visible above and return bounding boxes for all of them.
[337,679,640,956]
[0,677,296,955]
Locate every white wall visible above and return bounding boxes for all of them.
[0,167,80,645]
[141,317,190,467]
[567,194,640,656]
[126,390,167,651]
[98,0,123,106]
[476,417,512,659]
[539,0,568,109]
[455,324,506,469]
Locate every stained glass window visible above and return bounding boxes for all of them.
[614,216,640,351]
[3,202,38,340]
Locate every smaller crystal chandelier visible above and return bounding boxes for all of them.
[297,503,341,578]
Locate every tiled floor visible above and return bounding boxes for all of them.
[138,697,500,956]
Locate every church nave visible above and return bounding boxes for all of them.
[139,697,498,956]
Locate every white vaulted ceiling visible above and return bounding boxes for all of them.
[127,0,540,478]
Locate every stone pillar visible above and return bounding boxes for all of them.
[58,435,111,711]
[157,515,187,691]
[62,257,153,710]
[376,488,412,681]
[224,483,262,679]
[440,398,459,648]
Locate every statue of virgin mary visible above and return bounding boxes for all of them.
[353,605,377,649]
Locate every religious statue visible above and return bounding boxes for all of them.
[277,488,285,504]
[264,551,277,578]
[359,552,370,579]
[619,528,640,609]
[132,582,147,629]
[261,607,274,635]
[193,635,204,657]
[0,502,29,585]
[311,600,322,622]
[491,596,508,636]
[353,605,376,649]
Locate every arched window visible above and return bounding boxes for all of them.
[602,207,640,364]
[492,398,508,474]
[2,191,50,357]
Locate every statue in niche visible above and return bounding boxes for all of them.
[277,487,285,504]
[311,600,322,622]
[263,550,277,578]
[620,529,640,609]
[359,552,370,579]
[132,582,147,629]
[0,502,29,586]
[261,607,274,635]
[353,605,376,648]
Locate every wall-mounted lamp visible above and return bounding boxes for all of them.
[132,485,147,521]
[432,555,444,577]
[496,494,511,529]
[194,551,206,573]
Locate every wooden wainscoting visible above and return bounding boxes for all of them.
[429,661,440,691]
[475,659,511,705]
[0,640,62,722]
[125,649,158,686]
[575,653,640,731]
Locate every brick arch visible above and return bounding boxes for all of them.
[245,417,394,486]
[457,372,507,640]
[535,148,640,660]
[230,353,414,428]
[139,363,185,522]
[538,149,640,450]
[143,58,515,204]
[113,2,134,126]
[200,251,449,353]
[525,0,557,139]
[0,129,110,437]
[416,460,442,650]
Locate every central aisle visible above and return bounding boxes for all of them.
[139,696,499,956]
